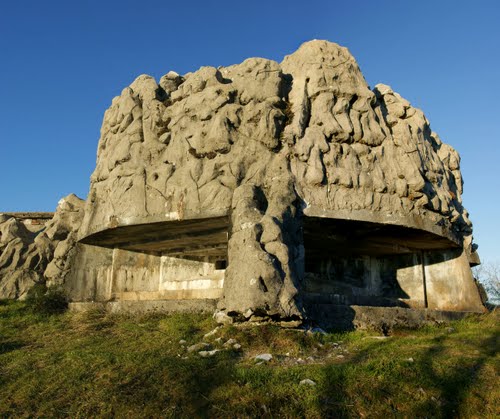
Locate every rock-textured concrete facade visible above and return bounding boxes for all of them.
[0,41,485,326]
[0,195,84,298]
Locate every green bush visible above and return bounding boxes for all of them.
[25,283,68,315]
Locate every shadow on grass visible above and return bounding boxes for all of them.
[317,324,499,418]
[106,352,240,417]
[414,330,499,417]
[0,341,25,355]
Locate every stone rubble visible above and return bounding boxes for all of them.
[199,349,219,358]
[187,342,210,353]
[255,353,273,362]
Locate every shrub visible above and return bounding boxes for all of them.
[25,283,68,315]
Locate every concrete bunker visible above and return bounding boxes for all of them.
[0,40,487,329]
[1,40,481,328]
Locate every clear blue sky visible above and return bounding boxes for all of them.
[1,0,498,263]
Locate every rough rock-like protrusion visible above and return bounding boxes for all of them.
[221,155,303,319]
[0,194,84,298]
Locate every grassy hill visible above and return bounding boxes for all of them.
[0,300,498,418]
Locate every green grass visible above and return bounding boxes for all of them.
[0,300,498,418]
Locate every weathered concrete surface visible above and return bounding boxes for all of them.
[302,248,485,313]
[0,195,84,298]
[81,216,229,260]
[65,247,224,302]
[69,39,480,321]
[307,304,480,332]
[68,298,218,314]
[424,248,484,311]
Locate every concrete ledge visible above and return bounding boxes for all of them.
[69,301,484,331]
[304,206,461,247]
[69,299,218,314]
[307,304,484,331]
[1,212,54,220]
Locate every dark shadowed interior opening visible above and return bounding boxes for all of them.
[302,216,457,308]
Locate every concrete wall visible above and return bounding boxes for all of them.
[425,248,484,312]
[66,241,483,314]
[159,256,224,299]
[304,253,425,308]
[65,243,114,301]
[65,245,224,302]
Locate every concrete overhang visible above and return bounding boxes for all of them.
[79,210,461,261]
[1,212,54,220]
[79,215,229,260]
[467,250,481,267]
[303,216,460,257]
[303,206,462,248]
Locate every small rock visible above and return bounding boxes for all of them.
[249,315,267,322]
[233,343,242,350]
[306,356,315,362]
[223,338,237,347]
[296,358,305,364]
[199,349,219,358]
[336,355,344,359]
[214,311,233,325]
[179,339,187,345]
[446,327,456,333]
[299,379,317,386]
[255,353,273,362]
[204,327,221,339]
[407,357,414,363]
[280,320,303,328]
[187,342,210,353]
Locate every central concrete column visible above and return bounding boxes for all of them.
[220,157,304,320]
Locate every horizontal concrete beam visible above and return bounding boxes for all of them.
[80,216,229,257]
[1,212,54,220]
[69,299,218,314]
